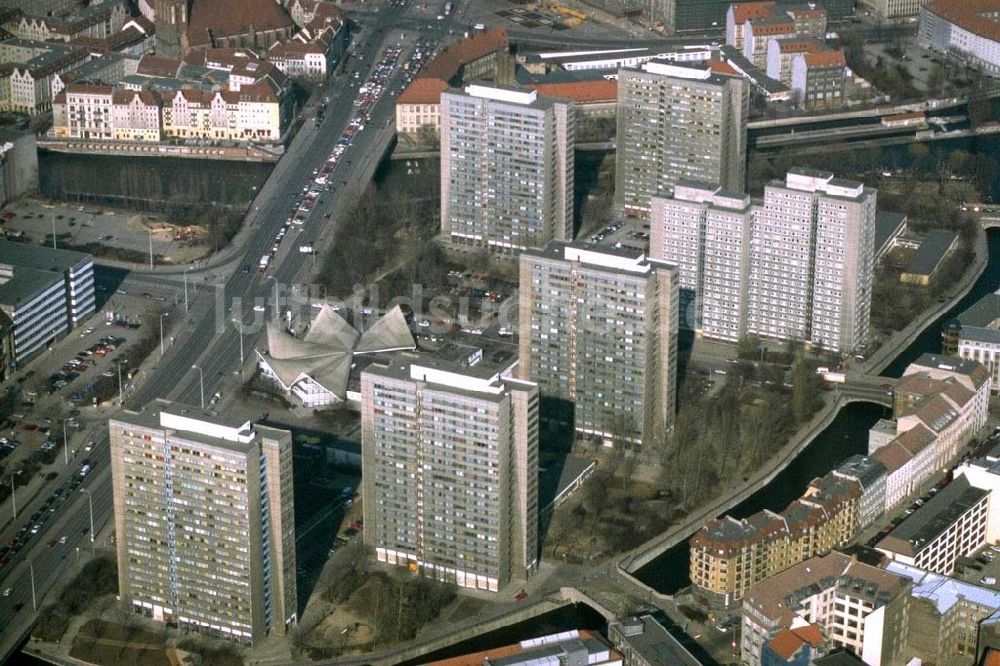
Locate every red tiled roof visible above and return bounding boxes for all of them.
[984,648,1000,666]
[137,55,181,77]
[769,625,822,661]
[750,20,795,36]
[112,89,161,105]
[239,78,279,103]
[187,0,294,49]
[803,50,846,68]
[419,27,507,81]
[776,38,825,53]
[768,630,806,661]
[396,76,448,105]
[532,79,617,103]
[924,0,1000,43]
[707,59,740,76]
[731,1,776,24]
[791,624,822,646]
[65,83,113,96]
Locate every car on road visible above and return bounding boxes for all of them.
[253,305,266,313]
[3,587,12,597]
[59,536,68,544]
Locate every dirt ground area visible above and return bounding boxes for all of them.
[0,198,212,265]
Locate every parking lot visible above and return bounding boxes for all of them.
[0,199,211,265]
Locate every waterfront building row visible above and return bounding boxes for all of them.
[691,354,991,609]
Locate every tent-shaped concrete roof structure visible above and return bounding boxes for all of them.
[257,304,415,407]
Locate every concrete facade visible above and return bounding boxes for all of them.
[615,62,747,218]
[361,352,539,592]
[518,242,679,445]
[109,401,297,644]
[440,85,574,253]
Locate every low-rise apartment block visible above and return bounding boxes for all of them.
[395,28,510,137]
[53,71,288,143]
[609,614,702,665]
[860,0,932,20]
[876,475,990,574]
[425,630,622,666]
[833,454,888,530]
[869,354,990,512]
[690,472,862,608]
[518,242,679,444]
[361,351,539,592]
[266,22,346,79]
[110,401,297,643]
[790,49,847,109]
[0,38,90,114]
[886,561,1000,665]
[0,240,94,366]
[3,1,128,42]
[944,291,1000,394]
[741,551,911,665]
[920,0,1000,78]
[725,1,827,67]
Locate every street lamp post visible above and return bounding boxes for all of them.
[80,488,94,543]
[192,364,205,409]
[62,418,69,465]
[159,312,170,356]
[148,231,154,270]
[267,276,279,320]
[116,358,127,405]
[184,266,193,312]
[29,560,36,612]
[9,472,19,519]
[232,318,245,371]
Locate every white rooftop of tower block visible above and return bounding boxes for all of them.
[563,245,652,274]
[465,84,538,105]
[642,61,712,80]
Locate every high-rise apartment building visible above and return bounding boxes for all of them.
[650,169,875,353]
[518,242,679,444]
[615,62,747,217]
[650,182,753,337]
[440,84,574,253]
[360,348,539,592]
[110,400,297,644]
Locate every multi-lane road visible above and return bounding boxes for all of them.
[0,2,477,659]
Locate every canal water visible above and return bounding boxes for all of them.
[635,228,1000,594]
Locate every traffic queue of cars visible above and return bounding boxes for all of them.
[258,46,408,276]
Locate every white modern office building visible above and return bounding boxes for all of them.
[0,239,94,364]
[440,84,574,253]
